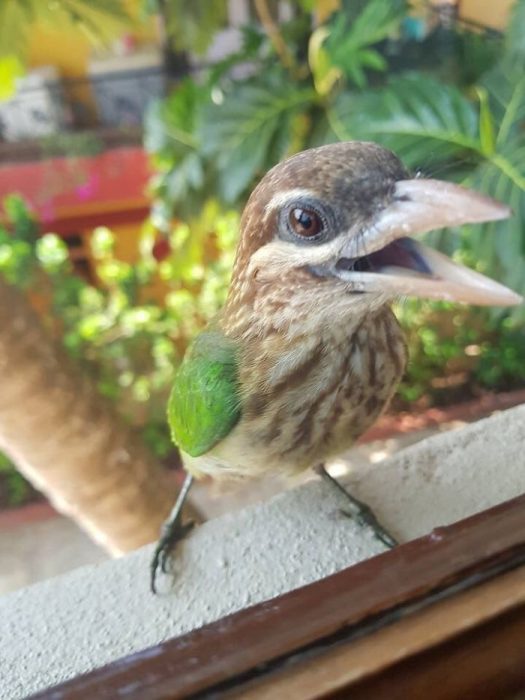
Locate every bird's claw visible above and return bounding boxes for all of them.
[340,507,398,549]
[150,519,195,594]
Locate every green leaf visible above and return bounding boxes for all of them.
[505,0,525,58]
[3,195,39,243]
[475,87,495,155]
[333,74,481,169]
[91,227,115,259]
[144,80,218,218]
[324,0,407,86]
[466,136,525,305]
[481,56,525,145]
[357,49,387,72]
[36,234,70,272]
[199,78,315,203]
[308,25,342,96]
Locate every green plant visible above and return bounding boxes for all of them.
[318,0,407,88]
[395,299,525,407]
[0,195,239,462]
[0,451,38,508]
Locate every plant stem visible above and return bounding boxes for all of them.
[253,0,297,76]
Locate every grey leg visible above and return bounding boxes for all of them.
[150,473,194,594]
[315,464,398,548]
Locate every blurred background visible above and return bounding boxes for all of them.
[0,0,524,593]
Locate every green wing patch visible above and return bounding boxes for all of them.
[167,331,241,457]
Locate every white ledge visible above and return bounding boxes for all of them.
[1,404,524,699]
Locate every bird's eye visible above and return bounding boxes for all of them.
[289,208,322,238]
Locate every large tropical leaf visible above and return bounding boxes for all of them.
[0,0,132,58]
[323,0,407,87]
[481,56,525,142]
[198,77,315,203]
[468,56,525,311]
[464,145,525,312]
[333,74,481,170]
[505,0,525,58]
[144,80,217,221]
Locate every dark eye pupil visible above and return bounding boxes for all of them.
[289,208,321,237]
[296,211,312,228]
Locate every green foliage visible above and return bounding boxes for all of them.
[0,452,36,508]
[505,0,525,57]
[0,195,239,463]
[199,76,316,203]
[396,299,525,406]
[147,0,525,233]
[0,195,39,286]
[323,0,407,87]
[333,74,480,167]
[145,80,214,222]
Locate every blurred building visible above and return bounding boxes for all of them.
[0,0,164,280]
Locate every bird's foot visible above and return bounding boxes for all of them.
[314,464,398,549]
[150,517,194,594]
[150,472,195,595]
[340,504,398,548]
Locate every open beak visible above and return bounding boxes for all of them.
[333,179,522,306]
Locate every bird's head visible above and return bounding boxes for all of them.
[227,142,521,321]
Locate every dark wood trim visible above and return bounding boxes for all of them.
[44,205,151,236]
[30,493,525,700]
[335,602,525,700]
[232,566,525,698]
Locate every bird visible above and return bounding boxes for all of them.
[150,141,521,593]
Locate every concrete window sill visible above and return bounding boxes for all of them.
[1,404,524,699]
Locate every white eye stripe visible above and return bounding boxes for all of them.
[265,188,316,213]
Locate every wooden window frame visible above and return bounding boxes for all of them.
[29,491,525,699]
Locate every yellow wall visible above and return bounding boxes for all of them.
[26,0,158,78]
[459,0,514,30]
[28,24,89,79]
[25,1,160,137]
